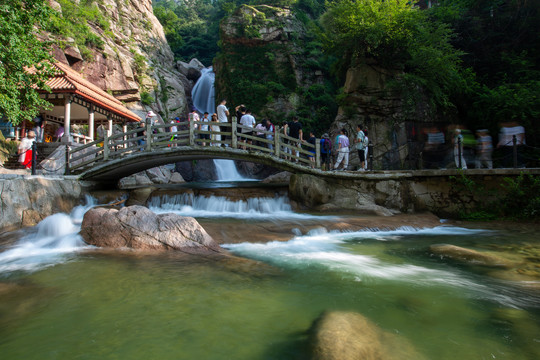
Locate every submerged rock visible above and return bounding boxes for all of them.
[80,206,222,254]
[309,311,426,360]
[429,244,518,269]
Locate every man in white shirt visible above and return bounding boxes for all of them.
[240,110,256,150]
[216,100,229,146]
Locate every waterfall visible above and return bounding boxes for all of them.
[191,67,215,115]
[214,159,246,181]
[147,193,333,220]
[191,66,246,181]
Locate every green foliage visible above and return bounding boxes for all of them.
[140,91,154,106]
[320,0,467,117]
[153,0,221,66]
[450,173,540,220]
[48,0,111,59]
[132,53,148,84]
[499,174,540,219]
[153,6,184,53]
[216,43,297,114]
[0,138,18,156]
[429,0,540,147]
[0,0,56,126]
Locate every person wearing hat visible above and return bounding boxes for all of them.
[475,129,493,169]
[18,130,36,169]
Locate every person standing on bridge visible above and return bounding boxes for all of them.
[475,129,493,169]
[284,116,303,162]
[217,100,229,146]
[200,112,210,146]
[240,109,256,150]
[210,113,221,146]
[355,124,366,171]
[334,128,350,171]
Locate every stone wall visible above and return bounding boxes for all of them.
[289,169,540,218]
[0,175,89,232]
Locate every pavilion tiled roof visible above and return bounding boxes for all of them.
[42,62,141,122]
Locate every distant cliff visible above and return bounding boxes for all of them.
[214,5,336,132]
[46,0,191,120]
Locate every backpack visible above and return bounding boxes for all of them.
[323,138,332,153]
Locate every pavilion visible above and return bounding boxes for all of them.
[34,61,142,143]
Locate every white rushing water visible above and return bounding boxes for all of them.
[213,159,249,181]
[191,67,215,115]
[223,226,531,308]
[148,193,334,220]
[0,196,96,274]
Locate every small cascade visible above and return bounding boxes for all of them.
[213,159,247,181]
[148,193,329,220]
[191,67,215,115]
[0,197,97,273]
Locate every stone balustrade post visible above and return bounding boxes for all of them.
[103,131,109,161]
[274,131,280,158]
[315,138,321,169]
[146,121,152,151]
[189,118,195,146]
[231,117,238,149]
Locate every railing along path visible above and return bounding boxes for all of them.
[66,119,320,175]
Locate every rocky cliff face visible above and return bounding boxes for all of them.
[214,5,329,118]
[330,59,441,170]
[48,0,190,121]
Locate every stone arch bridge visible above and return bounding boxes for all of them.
[67,119,328,182]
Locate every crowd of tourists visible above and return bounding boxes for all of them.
[424,121,528,170]
[128,103,533,172]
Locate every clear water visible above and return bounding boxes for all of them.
[1,197,539,360]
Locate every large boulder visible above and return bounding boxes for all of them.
[309,311,427,360]
[80,206,222,254]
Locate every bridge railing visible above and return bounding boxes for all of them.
[66,118,321,174]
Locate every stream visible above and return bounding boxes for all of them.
[0,183,539,360]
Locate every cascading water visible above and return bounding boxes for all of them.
[0,196,96,273]
[213,159,248,181]
[191,66,246,181]
[147,193,329,220]
[191,67,215,115]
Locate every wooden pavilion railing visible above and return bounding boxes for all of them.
[66,118,320,175]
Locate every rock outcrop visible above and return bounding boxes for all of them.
[0,175,85,231]
[118,166,185,188]
[309,311,427,360]
[47,0,191,120]
[215,5,329,117]
[80,205,222,254]
[289,174,396,216]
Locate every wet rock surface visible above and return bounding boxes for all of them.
[309,311,427,360]
[429,244,519,268]
[80,206,222,255]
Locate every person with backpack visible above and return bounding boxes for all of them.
[265,119,275,150]
[320,133,332,170]
[355,124,366,171]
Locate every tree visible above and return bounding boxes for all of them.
[320,0,467,116]
[0,0,55,126]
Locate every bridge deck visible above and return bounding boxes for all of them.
[68,119,324,181]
